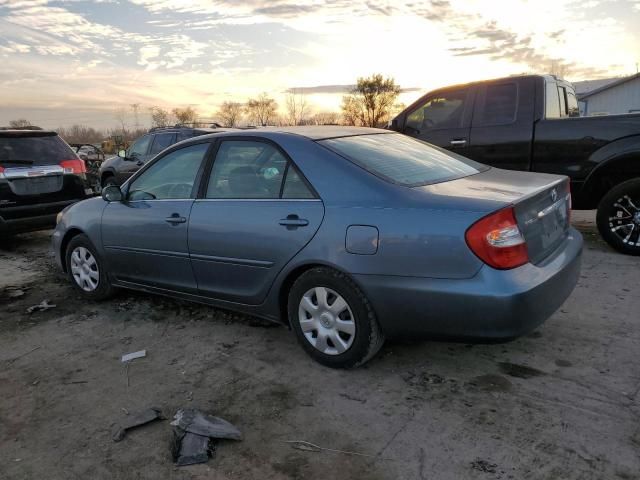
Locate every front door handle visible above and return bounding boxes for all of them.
[279,215,309,228]
[450,139,467,147]
[165,213,186,224]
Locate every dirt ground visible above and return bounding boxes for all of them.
[0,211,639,480]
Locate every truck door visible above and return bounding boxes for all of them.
[400,86,474,156]
[466,77,536,171]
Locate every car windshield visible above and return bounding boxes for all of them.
[319,133,487,187]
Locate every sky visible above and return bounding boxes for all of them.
[0,0,639,129]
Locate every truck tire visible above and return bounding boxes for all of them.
[596,178,640,255]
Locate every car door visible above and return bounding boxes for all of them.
[188,138,324,305]
[117,134,152,184]
[401,86,474,156]
[101,142,211,292]
[466,77,536,171]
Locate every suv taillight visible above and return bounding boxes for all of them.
[59,159,86,174]
[465,206,529,270]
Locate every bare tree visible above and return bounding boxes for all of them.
[114,107,127,136]
[285,89,308,126]
[149,106,173,128]
[172,106,198,125]
[245,93,278,126]
[216,101,244,127]
[56,125,105,144]
[340,96,361,126]
[9,119,32,128]
[310,111,340,126]
[341,74,401,127]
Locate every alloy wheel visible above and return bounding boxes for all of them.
[608,194,640,247]
[297,286,356,355]
[70,246,100,292]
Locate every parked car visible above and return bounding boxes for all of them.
[0,128,92,235]
[99,126,221,187]
[390,74,640,255]
[70,143,105,194]
[53,127,582,367]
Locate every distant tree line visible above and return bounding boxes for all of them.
[7,74,405,143]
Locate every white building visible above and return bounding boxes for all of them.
[573,73,640,116]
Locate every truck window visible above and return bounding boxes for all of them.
[545,81,561,119]
[566,90,579,117]
[478,83,517,125]
[405,89,468,131]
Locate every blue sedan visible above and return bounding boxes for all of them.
[52,127,582,368]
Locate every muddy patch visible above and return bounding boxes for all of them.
[498,362,546,379]
[467,374,512,392]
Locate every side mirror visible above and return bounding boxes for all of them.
[118,149,127,159]
[102,185,123,202]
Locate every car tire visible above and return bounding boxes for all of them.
[596,178,640,256]
[288,267,385,368]
[102,175,117,188]
[65,234,115,300]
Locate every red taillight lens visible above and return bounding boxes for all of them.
[465,206,529,270]
[59,159,86,174]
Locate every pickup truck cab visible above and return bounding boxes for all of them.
[390,74,640,255]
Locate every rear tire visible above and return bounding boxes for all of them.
[596,178,640,256]
[65,234,115,300]
[288,267,385,368]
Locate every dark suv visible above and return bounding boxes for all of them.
[0,128,92,235]
[99,126,222,187]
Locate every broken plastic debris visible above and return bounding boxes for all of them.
[170,408,242,440]
[171,430,213,466]
[26,300,56,313]
[121,350,147,362]
[112,407,163,442]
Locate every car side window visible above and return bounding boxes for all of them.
[566,90,579,117]
[405,89,468,131]
[545,81,561,119]
[206,141,287,199]
[478,83,517,125]
[149,132,176,155]
[127,143,209,201]
[128,135,151,158]
[282,165,315,199]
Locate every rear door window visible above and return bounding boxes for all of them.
[206,140,287,199]
[477,83,518,125]
[0,133,76,166]
[319,133,485,187]
[405,89,468,131]
[545,81,561,119]
[149,132,176,155]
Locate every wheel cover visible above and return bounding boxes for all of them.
[608,194,640,247]
[70,246,100,292]
[298,287,356,355]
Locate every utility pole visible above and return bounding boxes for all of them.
[130,103,141,130]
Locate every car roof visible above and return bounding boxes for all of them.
[197,126,391,142]
[0,128,58,137]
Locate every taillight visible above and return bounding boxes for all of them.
[465,206,529,270]
[0,166,4,178]
[59,159,86,174]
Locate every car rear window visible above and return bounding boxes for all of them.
[0,133,76,166]
[319,133,486,187]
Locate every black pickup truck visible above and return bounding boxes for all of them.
[390,74,640,255]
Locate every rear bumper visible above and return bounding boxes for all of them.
[354,227,583,340]
[0,200,79,235]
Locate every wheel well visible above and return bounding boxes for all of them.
[583,156,640,209]
[101,171,114,184]
[278,263,345,326]
[59,228,84,273]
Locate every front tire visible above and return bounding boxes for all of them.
[65,234,115,300]
[288,267,385,368]
[596,178,640,256]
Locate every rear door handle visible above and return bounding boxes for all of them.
[450,139,467,146]
[279,215,309,228]
[165,214,186,224]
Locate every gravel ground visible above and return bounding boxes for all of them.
[0,211,639,480]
